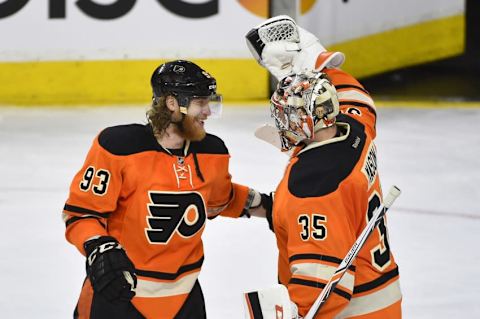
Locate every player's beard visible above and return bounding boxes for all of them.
[175,114,206,141]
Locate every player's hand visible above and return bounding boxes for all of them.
[84,236,137,302]
[260,193,274,231]
[248,190,274,231]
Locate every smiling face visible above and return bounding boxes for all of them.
[186,97,212,128]
[166,96,211,141]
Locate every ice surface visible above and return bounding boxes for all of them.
[0,105,479,318]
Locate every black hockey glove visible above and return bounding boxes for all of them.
[260,193,274,232]
[84,236,137,302]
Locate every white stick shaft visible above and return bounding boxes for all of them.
[304,185,401,319]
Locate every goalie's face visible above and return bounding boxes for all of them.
[270,94,314,152]
[270,71,339,151]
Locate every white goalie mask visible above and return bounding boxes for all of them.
[270,71,339,151]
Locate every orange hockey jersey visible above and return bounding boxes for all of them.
[62,124,250,318]
[271,68,402,318]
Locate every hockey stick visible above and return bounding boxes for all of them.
[303,185,401,319]
[254,124,293,156]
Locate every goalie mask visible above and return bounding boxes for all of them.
[270,71,339,151]
[150,60,222,117]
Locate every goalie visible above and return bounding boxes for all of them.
[244,16,402,319]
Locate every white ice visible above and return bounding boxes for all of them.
[0,104,479,318]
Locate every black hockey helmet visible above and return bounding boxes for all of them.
[151,60,218,107]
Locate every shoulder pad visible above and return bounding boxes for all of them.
[288,118,366,197]
[189,133,229,155]
[98,124,158,156]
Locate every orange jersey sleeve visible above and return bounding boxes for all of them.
[196,149,249,219]
[63,134,125,254]
[324,68,377,139]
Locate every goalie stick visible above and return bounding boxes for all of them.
[254,124,293,156]
[304,185,401,319]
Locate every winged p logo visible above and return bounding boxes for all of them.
[145,191,206,244]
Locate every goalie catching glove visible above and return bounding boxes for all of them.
[245,15,345,80]
[84,236,137,302]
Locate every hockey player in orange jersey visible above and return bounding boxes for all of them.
[244,16,402,318]
[62,60,270,319]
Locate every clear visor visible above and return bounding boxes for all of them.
[208,94,223,119]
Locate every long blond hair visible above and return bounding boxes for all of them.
[146,96,172,136]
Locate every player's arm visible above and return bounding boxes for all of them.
[207,178,272,220]
[63,133,137,302]
[323,68,377,138]
[204,156,271,220]
[245,16,376,138]
[62,135,124,253]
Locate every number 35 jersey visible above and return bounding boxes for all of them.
[272,68,402,318]
[62,124,249,318]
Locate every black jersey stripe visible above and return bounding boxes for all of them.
[289,278,351,301]
[136,256,204,281]
[65,215,106,229]
[353,266,399,294]
[335,84,370,95]
[63,204,110,218]
[245,291,264,319]
[339,101,377,115]
[339,101,372,109]
[289,254,356,272]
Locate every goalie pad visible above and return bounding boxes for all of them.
[245,15,345,80]
[243,284,298,319]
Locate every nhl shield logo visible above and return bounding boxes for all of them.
[177,156,185,165]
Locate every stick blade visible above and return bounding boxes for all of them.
[254,124,283,150]
[384,185,401,208]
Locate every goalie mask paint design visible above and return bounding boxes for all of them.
[270,71,339,151]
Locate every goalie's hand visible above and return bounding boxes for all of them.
[84,236,137,302]
[260,192,274,231]
[246,15,344,80]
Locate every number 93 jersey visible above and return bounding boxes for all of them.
[62,123,249,319]
[272,68,402,319]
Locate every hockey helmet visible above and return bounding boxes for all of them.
[150,60,222,115]
[270,70,339,151]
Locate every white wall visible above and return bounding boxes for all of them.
[301,0,464,45]
[0,0,465,62]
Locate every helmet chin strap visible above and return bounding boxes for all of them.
[179,106,188,114]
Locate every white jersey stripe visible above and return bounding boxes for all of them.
[291,262,354,293]
[337,90,376,110]
[334,278,402,318]
[135,271,199,298]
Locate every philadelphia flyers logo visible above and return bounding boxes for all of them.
[145,191,206,244]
